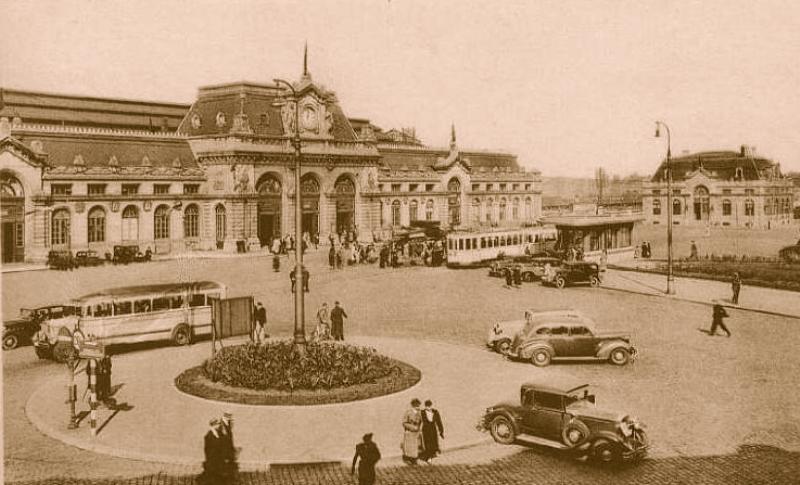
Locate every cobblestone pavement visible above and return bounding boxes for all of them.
[4,250,800,483]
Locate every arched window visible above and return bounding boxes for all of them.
[672,198,681,215]
[652,199,661,215]
[392,200,401,226]
[486,199,494,222]
[87,206,106,243]
[215,204,226,244]
[409,200,418,221]
[154,205,170,240]
[693,185,710,220]
[184,204,199,238]
[425,199,434,221]
[121,205,139,241]
[525,197,532,220]
[472,198,481,224]
[51,209,70,247]
[722,199,732,216]
[745,198,755,216]
[512,198,520,220]
[499,198,507,221]
[447,178,461,192]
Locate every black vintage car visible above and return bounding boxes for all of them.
[518,257,563,282]
[541,261,601,289]
[74,250,105,267]
[47,250,76,270]
[112,245,152,264]
[3,305,74,350]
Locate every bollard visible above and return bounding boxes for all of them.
[87,358,98,436]
[66,356,79,429]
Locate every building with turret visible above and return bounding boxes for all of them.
[0,56,541,263]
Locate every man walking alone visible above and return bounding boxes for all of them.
[709,302,732,337]
[330,301,348,341]
[731,272,742,305]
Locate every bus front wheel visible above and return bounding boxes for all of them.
[172,325,193,346]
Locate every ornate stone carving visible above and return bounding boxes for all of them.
[233,164,251,193]
[191,113,202,129]
[300,177,320,194]
[367,171,376,190]
[215,112,227,128]
[323,109,334,136]
[281,101,297,134]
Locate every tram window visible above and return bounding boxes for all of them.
[84,306,92,317]
[153,297,171,311]
[500,236,506,246]
[465,239,471,250]
[134,299,152,313]
[189,294,206,307]
[458,239,464,250]
[113,301,132,316]
[494,236,499,247]
[527,235,533,243]
[473,238,478,248]
[513,235,519,245]
[480,237,486,248]
[448,239,453,250]
[170,296,185,309]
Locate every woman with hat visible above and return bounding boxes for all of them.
[351,432,381,485]
[401,398,423,465]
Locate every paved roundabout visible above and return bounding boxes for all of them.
[26,336,584,467]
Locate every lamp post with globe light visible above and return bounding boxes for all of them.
[274,77,307,352]
[655,121,675,295]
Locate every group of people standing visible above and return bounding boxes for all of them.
[313,301,348,341]
[401,398,445,465]
[329,241,375,269]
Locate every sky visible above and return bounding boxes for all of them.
[2,0,799,177]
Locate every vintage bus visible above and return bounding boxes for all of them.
[446,226,557,267]
[33,281,227,361]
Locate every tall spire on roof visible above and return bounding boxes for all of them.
[450,122,457,150]
[303,41,308,76]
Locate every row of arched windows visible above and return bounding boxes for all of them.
[50,204,227,246]
[653,198,756,216]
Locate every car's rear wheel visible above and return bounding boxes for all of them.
[3,332,20,351]
[531,348,552,367]
[489,415,516,445]
[172,324,192,346]
[609,348,630,366]
[590,275,600,287]
[493,338,511,354]
[555,277,566,289]
[591,439,622,464]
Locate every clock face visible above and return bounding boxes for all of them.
[301,106,318,130]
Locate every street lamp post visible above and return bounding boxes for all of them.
[274,78,307,352]
[655,121,675,295]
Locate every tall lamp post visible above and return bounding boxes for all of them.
[274,78,307,352]
[655,121,675,295]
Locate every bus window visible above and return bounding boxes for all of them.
[93,303,112,317]
[170,296,185,309]
[513,235,519,245]
[134,299,152,313]
[153,297,171,311]
[500,236,506,246]
[527,234,533,243]
[84,306,92,317]
[113,301,132,316]
[189,294,206,307]
[465,239,471,250]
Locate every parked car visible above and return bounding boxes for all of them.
[74,250,105,267]
[505,311,636,366]
[3,305,76,350]
[541,261,601,289]
[518,257,563,282]
[47,250,76,270]
[112,245,151,264]
[488,255,534,277]
[479,382,648,464]
[487,309,588,354]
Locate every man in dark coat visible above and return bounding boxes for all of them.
[329,246,336,269]
[731,272,742,304]
[330,301,348,341]
[200,419,229,485]
[504,268,513,288]
[351,433,381,485]
[419,400,444,463]
[710,303,731,337]
[512,265,522,287]
[219,412,238,477]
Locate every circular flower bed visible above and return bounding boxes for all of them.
[175,340,421,405]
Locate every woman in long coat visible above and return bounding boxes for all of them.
[419,400,444,462]
[401,398,423,464]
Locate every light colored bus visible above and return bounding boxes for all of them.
[33,281,226,362]
[446,226,557,267]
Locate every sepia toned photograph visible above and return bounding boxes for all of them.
[2,1,799,484]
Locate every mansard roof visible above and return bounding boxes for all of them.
[377,144,535,179]
[0,88,189,132]
[651,148,782,182]
[178,81,357,141]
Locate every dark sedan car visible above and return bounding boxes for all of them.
[74,250,105,267]
[541,261,601,289]
[3,305,75,350]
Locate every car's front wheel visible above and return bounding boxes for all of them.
[609,348,630,366]
[523,272,535,283]
[530,348,552,367]
[555,277,566,289]
[3,332,20,351]
[590,275,601,287]
[493,338,511,354]
[591,439,622,464]
[489,415,516,445]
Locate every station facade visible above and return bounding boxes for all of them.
[0,66,541,263]
[642,146,795,229]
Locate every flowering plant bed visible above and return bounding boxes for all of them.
[175,340,421,405]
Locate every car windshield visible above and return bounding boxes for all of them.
[565,390,595,408]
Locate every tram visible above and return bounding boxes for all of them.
[446,226,557,267]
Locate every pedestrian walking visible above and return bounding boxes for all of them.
[512,265,522,287]
[401,398,423,465]
[329,245,336,269]
[709,302,732,337]
[351,433,381,485]
[254,302,268,343]
[504,268,513,288]
[330,301,348,341]
[419,400,444,463]
[690,240,699,260]
[731,272,742,305]
[219,412,239,478]
[199,419,232,485]
[336,248,344,269]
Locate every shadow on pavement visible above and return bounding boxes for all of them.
[6,443,799,485]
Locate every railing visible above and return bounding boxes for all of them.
[12,122,184,138]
